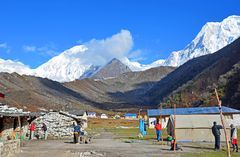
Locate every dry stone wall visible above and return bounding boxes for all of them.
[0,139,20,157]
[33,112,76,139]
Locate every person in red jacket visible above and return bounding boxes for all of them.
[155,119,162,141]
[29,122,36,140]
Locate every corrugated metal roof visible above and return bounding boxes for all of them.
[124,113,137,117]
[148,106,240,117]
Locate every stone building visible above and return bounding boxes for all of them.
[0,104,29,157]
[0,104,29,141]
[33,110,87,139]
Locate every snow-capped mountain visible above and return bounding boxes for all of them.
[34,45,94,82]
[162,15,240,66]
[0,15,240,82]
[0,58,32,75]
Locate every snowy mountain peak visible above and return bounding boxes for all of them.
[0,58,32,75]
[34,44,92,82]
[62,45,88,56]
[163,15,240,67]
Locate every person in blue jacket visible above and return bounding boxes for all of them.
[73,122,80,144]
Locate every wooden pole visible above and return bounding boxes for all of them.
[215,89,231,157]
[173,104,177,152]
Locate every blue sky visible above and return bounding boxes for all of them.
[0,0,240,68]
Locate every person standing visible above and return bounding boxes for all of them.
[212,121,223,150]
[73,122,80,144]
[230,124,238,152]
[29,122,36,140]
[41,123,48,140]
[155,119,162,141]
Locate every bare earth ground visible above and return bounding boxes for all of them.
[16,131,226,157]
[16,119,240,157]
[17,132,187,157]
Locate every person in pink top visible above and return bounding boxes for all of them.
[29,122,36,140]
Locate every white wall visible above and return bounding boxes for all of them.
[225,114,240,127]
[148,117,169,129]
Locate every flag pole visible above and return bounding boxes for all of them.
[214,88,231,157]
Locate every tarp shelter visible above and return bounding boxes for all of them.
[167,114,230,142]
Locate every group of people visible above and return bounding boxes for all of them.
[154,119,181,151]
[212,121,238,152]
[29,122,48,140]
[154,119,238,152]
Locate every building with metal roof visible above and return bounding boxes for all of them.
[167,114,230,142]
[147,106,240,129]
[124,113,137,119]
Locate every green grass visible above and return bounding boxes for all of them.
[106,128,168,140]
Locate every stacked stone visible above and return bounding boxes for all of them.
[0,140,20,157]
[34,112,76,139]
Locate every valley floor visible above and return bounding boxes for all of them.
[16,131,240,157]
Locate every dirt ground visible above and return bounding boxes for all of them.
[16,130,225,157]
[16,118,240,157]
[17,131,190,157]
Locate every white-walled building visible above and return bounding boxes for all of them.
[147,106,240,129]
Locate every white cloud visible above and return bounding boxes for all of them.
[23,45,36,52]
[22,44,58,57]
[0,43,7,49]
[67,29,134,66]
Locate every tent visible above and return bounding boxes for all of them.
[166,114,230,142]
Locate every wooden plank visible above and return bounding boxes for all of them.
[215,88,231,157]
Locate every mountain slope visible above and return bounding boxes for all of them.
[91,58,132,79]
[145,37,240,109]
[0,72,102,112]
[64,66,175,109]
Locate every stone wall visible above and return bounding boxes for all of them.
[33,112,76,139]
[0,117,29,141]
[0,139,20,157]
